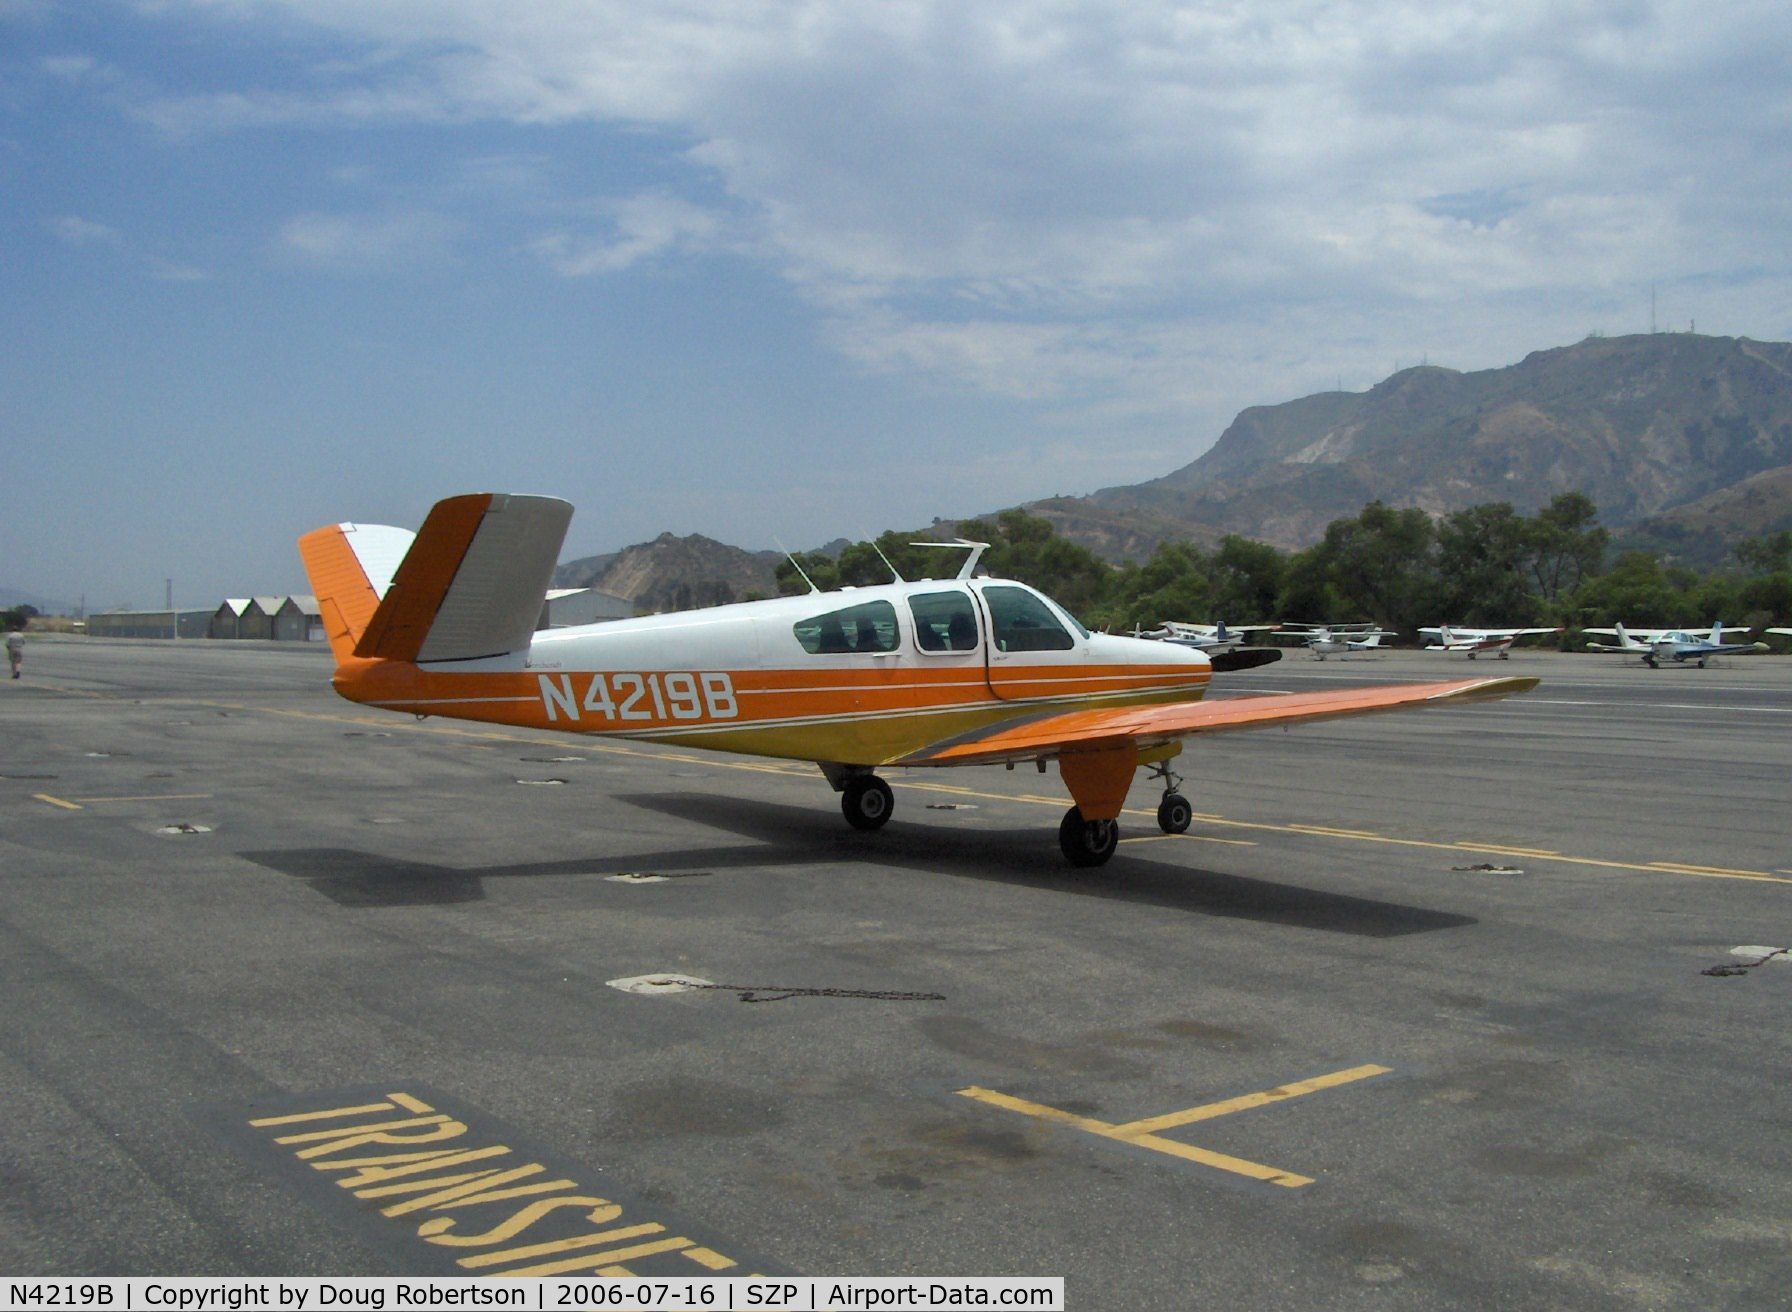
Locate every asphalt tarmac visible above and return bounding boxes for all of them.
[3,638,1789,1308]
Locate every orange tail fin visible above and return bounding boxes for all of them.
[298,493,573,667]
[297,521,415,665]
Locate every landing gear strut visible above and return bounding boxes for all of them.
[1059,807,1119,866]
[1148,760,1192,834]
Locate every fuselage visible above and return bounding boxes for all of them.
[328,576,1212,766]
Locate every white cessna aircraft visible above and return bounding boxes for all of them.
[1132,621,1278,656]
[1273,623,1396,660]
[299,493,1535,867]
[1420,625,1563,660]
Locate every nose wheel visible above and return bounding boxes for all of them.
[1148,761,1192,834]
[1156,792,1192,834]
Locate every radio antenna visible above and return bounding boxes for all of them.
[868,537,905,583]
[775,538,820,594]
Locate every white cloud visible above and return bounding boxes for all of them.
[275,209,464,272]
[51,215,123,246]
[112,2,1792,440]
[528,193,723,276]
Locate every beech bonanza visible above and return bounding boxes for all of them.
[1586,622,1767,667]
[300,493,1536,867]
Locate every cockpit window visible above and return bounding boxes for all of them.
[792,600,900,654]
[909,590,980,653]
[982,584,1075,652]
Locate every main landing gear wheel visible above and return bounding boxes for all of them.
[1157,792,1192,834]
[1059,806,1119,867]
[842,775,894,830]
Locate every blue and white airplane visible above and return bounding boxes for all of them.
[1586,622,1765,667]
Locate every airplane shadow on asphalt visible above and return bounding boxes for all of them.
[239,790,1472,938]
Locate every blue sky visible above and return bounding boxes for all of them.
[5,1,1791,610]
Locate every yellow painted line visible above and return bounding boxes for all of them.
[958,1064,1391,1188]
[1116,1064,1391,1134]
[68,793,213,803]
[32,793,83,811]
[1648,861,1774,878]
[1121,833,1255,847]
[957,1086,1312,1186]
[1454,843,1561,857]
[1290,824,1384,839]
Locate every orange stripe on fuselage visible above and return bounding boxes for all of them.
[328,659,1210,766]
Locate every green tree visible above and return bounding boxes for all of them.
[1526,492,1607,602]
[1734,530,1792,575]
[1100,541,1212,632]
[1209,535,1285,621]
[1275,544,1341,622]
[1567,551,1683,625]
[1435,502,1537,623]
[1313,501,1438,631]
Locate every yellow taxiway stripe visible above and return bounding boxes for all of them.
[958,1063,1392,1188]
[956,1086,1314,1186]
[1116,1064,1391,1135]
[32,792,212,809]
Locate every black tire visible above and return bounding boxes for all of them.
[1059,806,1119,867]
[842,775,894,830]
[1157,792,1192,834]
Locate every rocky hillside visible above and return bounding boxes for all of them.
[1057,333,1792,553]
[555,533,781,612]
[1612,463,1792,565]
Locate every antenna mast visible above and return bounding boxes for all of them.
[911,539,992,580]
[868,539,905,583]
[774,539,820,594]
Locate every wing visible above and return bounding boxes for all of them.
[894,676,1538,769]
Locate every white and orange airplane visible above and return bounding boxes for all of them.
[299,493,1538,867]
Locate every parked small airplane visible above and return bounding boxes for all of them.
[1132,621,1277,655]
[1420,625,1563,660]
[300,494,1536,867]
[1273,623,1396,660]
[1585,622,1765,667]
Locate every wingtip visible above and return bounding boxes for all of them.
[1428,675,1540,702]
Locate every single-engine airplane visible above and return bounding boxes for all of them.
[300,493,1536,867]
[1585,622,1766,667]
[1133,620,1277,655]
[1273,623,1396,660]
[1420,625,1562,659]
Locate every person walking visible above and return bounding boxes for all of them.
[6,627,23,679]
